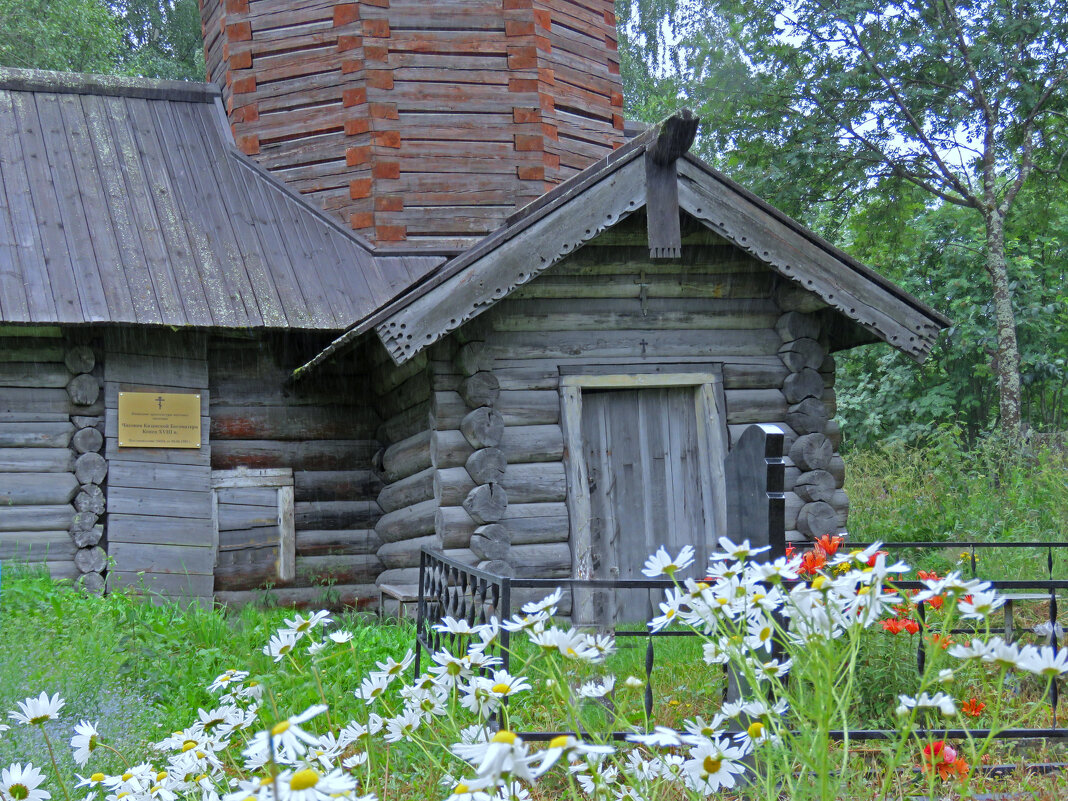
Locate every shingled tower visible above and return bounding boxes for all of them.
[200,0,625,251]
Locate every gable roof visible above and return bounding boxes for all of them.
[0,68,442,330]
[299,112,949,373]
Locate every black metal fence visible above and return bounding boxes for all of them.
[415,543,1067,743]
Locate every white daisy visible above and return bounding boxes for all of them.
[70,720,102,767]
[895,692,957,717]
[244,705,328,764]
[681,738,747,793]
[576,675,615,698]
[275,767,355,801]
[710,537,770,562]
[327,631,354,644]
[1,763,51,801]
[284,611,333,636]
[1020,645,1068,678]
[8,693,65,726]
[641,545,695,578]
[521,588,563,614]
[263,630,300,662]
[530,735,613,776]
[451,730,538,786]
[433,616,477,636]
[207,670,250,694]
[375,649,415,678]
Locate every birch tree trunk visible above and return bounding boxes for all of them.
[984,213,1023,439]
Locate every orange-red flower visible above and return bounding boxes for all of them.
[926,595,945,611]
[881,618,906,634]
[918,570,941,581]
[785,543,796,559]
[865,549,888,567]
[961,697,985,717]
[799,548,827,576]
[921,741,969,781]
[927,633,953,649]
[815,534,843,556]
[902,618,920,635]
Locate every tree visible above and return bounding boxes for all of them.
[0,0,203,81]
[635,0,1068,439]
[0,0,123,73]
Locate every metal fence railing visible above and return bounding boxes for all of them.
[415,544,1066,744]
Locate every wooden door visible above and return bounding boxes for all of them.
[212,469,294,592]
[581,387,719,623]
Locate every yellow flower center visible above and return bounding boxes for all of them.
[747,721,765,739]
[447,662,462,675]
[702,756,722,775]
[759,627,772,641]
[117,793,130,800]
[90,774,106,783]
[8,784,29,801]
[271,720,291,736]
[121,773,133,782]
[260,777,274,787]
[812,576,827,590]
[491,683,511,694]
[289,769,320,791]
[453,784,469,796]
[181,740,198,752]
[491,730,518,745]
[156,773,167,782]
[549,735,571,749]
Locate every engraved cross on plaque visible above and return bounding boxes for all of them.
[155,396,165,409]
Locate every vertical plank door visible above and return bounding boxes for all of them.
[581,387,716,624]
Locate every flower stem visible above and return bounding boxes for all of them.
[40,728,72,801]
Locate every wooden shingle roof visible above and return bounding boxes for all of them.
[0,68,442,330]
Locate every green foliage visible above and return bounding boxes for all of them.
[0,0,123,73]
[0,0,203,80]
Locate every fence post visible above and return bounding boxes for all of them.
[724,424,786,559]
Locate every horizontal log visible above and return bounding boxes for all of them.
[107,570,214,600]
[0,473,79,505]
[786,399,828,435]
[489,297,779,331]
[75,485,105,515]
[442,548,479,567]
[470,524,510,561]
[783,368,824,404]
[211,440,378,471]
[774,280,829,314]
[463,483,508,524]
[499,462,567,503]
[109,461,208,492]
[295,554,383,586]
[0,447,75,473]
[0,387,70,416]
[0,530,75,560]
[376,499,437,543]
[215,584,379,610]
[107,513,214,547]
[379,534,443,570]
[825,419,842,451]
[789,433,832,471]
[294,470,381,502]
[0,362,70,388]
[0,504,74,532]
[109,541,214,575]
[461,407,505,448]
[793,469,836,503]
[483,330,781,361]
[778,338,825,372]
[376,370,432,421]
[371,351,427,396]
[217,487,276,508]
[296,529,381,557]
[378,400,431,444]
[796,501,837,538]
[375,567,423,588]
[108,487,211,519]
[217,503,277,532]
[498,390,559,426]
[72,522,103,548]
[828,455,845,487]
[382,430,432,482]
[71,427,104,454]
[503,506,570,545]
[295,500,381,531]
[378,466,435,513]
[460,372,499,408]
[435,466,476,507]
[211,404,378,441]
[500,424,564,463]
[68,374,100,406]
[776,311,820,342]
[723,389,788,425]
[509,273,774,301]
[456,341,491,377]
[75,546,107,574]
[63,344,93,374]
[430,391,467,430]
[213,552,282,592]
[436,505,477,549]
[722,361,789,390]
[74,452,107,484]
[510,543,572,579]
[466,448,506,485]
[431,429,473,469]
[0,421,73,448]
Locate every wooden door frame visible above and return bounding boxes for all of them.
[559,367,728,620]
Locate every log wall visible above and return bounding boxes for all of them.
[104,330,214,603]
[0,330,99,584]
[209,334,383,608]
[200,0,623,250]
[426,221,848,583]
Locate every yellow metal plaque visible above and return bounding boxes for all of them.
[118,392,201,448]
